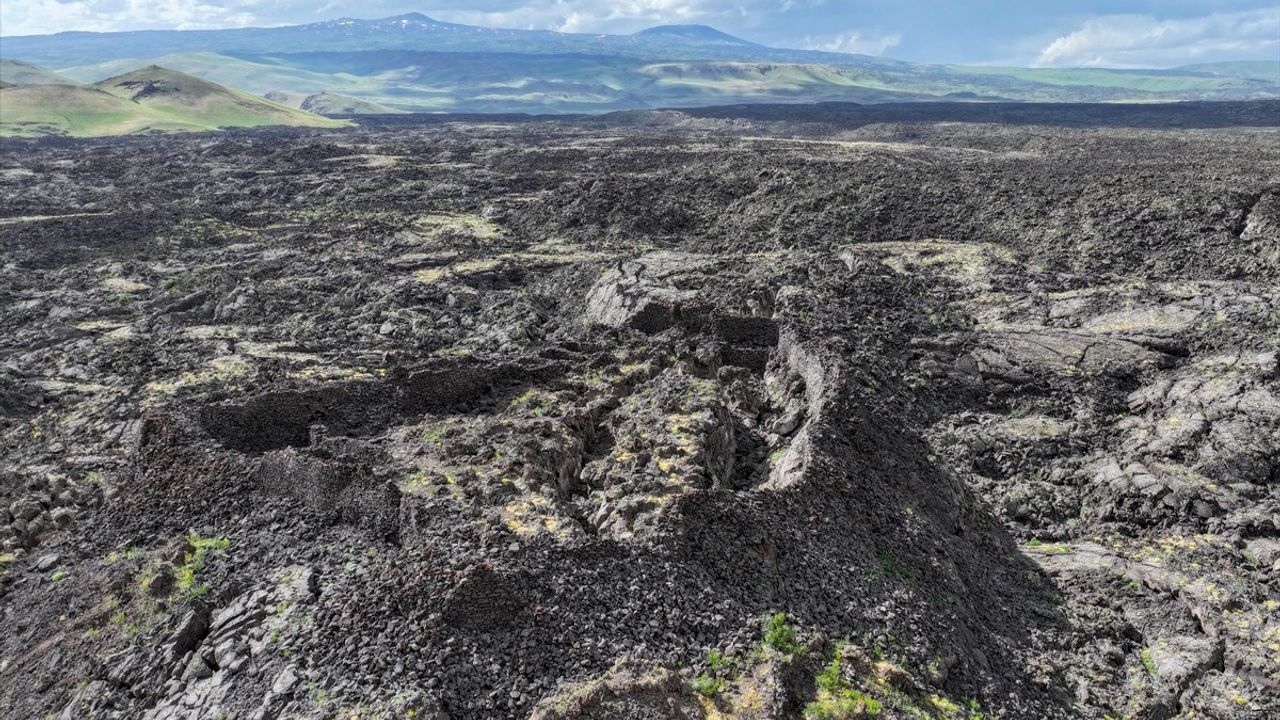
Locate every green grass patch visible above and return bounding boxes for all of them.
[509,388,559,417]
[805,693,883,719]
[691,674,727,698]
[1023,540,1073,555]
[806,652,882,718]
[422,423,447,444]
[175,534,231,597]
[154,218,250,250]
[876,549,916,583]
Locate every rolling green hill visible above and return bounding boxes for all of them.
[0,84,204,136]
[1176,61,1280,82]
[93,65,349,129]
[0,59,79,86]
[951,63,1280,92]
[51,51,1276,115]
[0,66,348,137]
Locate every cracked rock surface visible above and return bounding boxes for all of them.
[1,102,1278,719]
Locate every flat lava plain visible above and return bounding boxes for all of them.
[1,101,1278,720]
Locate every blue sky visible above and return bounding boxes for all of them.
[1,1,1277,67]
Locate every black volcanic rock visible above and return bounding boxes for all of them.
[0,102,1276,720]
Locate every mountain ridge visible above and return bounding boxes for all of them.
[633,25,760,46]
[0,14,930,68]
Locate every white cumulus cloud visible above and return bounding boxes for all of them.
[1035,8,1280,68]
[804,30,902,56]
[1,0,333,35]
[430,0,809,35]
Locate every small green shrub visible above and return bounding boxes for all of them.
[1140,648,1157,677]
[707,649,728,671]
[762,612,800,654]
[691,674,726,698]
[816,655,844,694]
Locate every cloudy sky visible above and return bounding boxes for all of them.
[1,1,1277,67]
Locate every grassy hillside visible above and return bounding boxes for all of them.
[636,62,923,104]
[0,66,348,137]
[951,64,1277,93]
[640,62,879,90]
[92,65,349,129]
[0,59,78,86]
[0,84,206,136]
[61,52,379,98]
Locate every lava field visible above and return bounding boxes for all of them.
[1,101,1278,720]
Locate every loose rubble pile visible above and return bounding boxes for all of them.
[1,102,1277,719]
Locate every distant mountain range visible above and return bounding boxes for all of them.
[1,15,809,67]
[2,13,1277,116]
[0,63,346,136]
